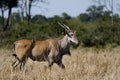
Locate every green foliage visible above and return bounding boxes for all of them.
[11,12,21,24]
[31,15,47,25]
[78,13,90,22]
[0,5,120,48]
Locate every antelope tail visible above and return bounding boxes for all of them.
[12,42,17,58]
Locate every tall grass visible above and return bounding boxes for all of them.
[0,47,120,80]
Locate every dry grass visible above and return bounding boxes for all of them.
[0,47,120,80]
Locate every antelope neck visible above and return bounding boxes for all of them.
[59,35,70,49]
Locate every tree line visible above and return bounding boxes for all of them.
[0,0,120,48]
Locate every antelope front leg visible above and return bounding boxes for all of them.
[56,60,65,69]
[20,61,26,70]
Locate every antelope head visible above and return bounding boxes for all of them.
[58,22,79,45]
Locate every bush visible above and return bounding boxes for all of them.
[0,14,120,48]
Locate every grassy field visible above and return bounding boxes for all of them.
[0,47,120,80]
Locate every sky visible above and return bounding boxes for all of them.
[0,0,119,18]
[31,0,94,17]
[27,0,120,17]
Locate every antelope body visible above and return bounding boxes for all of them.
[12,22,79,70]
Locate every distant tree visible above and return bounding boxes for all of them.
[11,12,21,24]
[48,15,63,23]
[113,14,120,22]
[31,15,47,24]
[18,0,24,22]
[27,0,32,23]
[86,5,104,21]
[19,0,47,24]
[0,0,7,28]
[62,13,71,20]
[78,13,90,22]
[92,0,114,25]
[93,0,114,12]
[4,0,18,31]
[102,11,111,21]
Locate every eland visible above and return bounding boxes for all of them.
[12,22,79,70]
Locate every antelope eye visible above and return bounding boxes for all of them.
[70,34,73,36]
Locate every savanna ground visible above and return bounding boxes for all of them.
[0,46,120,80]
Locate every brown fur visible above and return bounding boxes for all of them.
[12,38,60,70]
